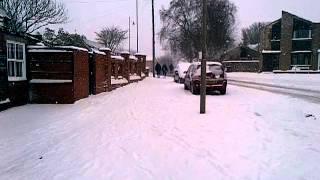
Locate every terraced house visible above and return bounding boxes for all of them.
[260,11,320,72]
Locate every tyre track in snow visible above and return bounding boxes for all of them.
[228,79,320,103]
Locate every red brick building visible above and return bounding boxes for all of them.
[28,46,89,104]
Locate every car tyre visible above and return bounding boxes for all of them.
[220,85,227,95]
[184,83,189,90]
[191,83,199,95]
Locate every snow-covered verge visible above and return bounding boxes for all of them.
[227,72,320,91]
[0,78,320,180]
[130,75,141,81]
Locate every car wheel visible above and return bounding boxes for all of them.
[220,85,227,95]
[191,83,199,95]
[184,83,189,90]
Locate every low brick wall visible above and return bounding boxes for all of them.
[223,61,260,72]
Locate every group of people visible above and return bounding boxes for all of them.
[155,62,168,78]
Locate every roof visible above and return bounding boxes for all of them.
[28,45,88,52]
[84,39,104,49]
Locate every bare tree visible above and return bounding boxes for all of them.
[241,22,268,46]
[2,0,68,34]
[159,0,237,61]
[95,26,127,51]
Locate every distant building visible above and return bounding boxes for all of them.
[260,11,320,71]
[220,46,260,72]
[221,46,260,61]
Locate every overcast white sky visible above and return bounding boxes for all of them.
[51,0,320,58]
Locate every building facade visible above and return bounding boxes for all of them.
[260,11,320,71]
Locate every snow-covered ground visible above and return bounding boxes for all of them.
[227,72,320,91]
[1,78,320,180]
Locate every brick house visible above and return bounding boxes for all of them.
[0,9,38,109]
[260,11,320,72]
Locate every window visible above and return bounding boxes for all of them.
[7,41,26,81]
[291,53,311,65]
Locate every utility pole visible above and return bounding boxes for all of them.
[129,16,131,53]
[200,0,207,114]
[152,0,156,77]
[136,0,139,53]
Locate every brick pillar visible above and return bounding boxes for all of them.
[135,54,143,77]
[142,55,147,75]
[312,24,320,70]
[99,48,112,91]
[280,11,294,71]
[121,52,130,81]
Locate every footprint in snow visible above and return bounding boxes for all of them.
[254,112,262,117]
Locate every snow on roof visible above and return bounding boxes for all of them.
[262,50,281,54]
[28,49,73,53]
[99,47,111,51]
[111,55,124,60]
[130,55,138,61]
[28,45,88,52]
[291,50,312,53]
[134,53,146,56]
[58,46,88,52]
[92,49,106,55]
[120,51,130,55]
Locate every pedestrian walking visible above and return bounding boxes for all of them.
[162,64,168,78]
[155,62,162,78]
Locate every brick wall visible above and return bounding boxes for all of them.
[280,11,294,70]
[93,53,107,94]
[73,50,89,102]
[312,23,320,70]
[121,53,130,81]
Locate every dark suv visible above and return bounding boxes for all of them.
[184,62,227,95]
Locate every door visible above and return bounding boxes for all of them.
[0,50,8,103]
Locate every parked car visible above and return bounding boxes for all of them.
[174,62,191,83]
[184,62,227,95]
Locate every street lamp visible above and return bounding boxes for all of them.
[128,16,135,53]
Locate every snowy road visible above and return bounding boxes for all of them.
[0,78,320,180]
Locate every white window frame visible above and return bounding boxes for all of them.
[7,40,26,81]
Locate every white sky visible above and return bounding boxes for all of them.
[49,0,320,58]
